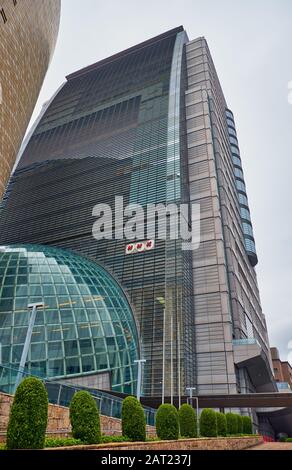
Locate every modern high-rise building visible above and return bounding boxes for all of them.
[0,0,61,201]
[0,26,276,399]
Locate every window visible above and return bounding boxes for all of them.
[229,136,238,146]
[236,180,246,192]
[242,222,254,237]
[240,207,251,221]
[235,168,244,180]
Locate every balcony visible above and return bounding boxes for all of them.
[233,338,277,392]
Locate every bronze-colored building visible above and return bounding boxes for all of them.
[271,347,292,389]
[0,0,61,200]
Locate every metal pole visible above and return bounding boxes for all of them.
[134,359,146,401]
[177,321,181,409]
[170,315,173,405]
[195,396,199,437]
[162,308,166,404]
[186,387,199,436]
[14,303,44,391]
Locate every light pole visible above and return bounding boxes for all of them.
[134,359,146,401]
[14,302,45,391]
[186,387,199,437]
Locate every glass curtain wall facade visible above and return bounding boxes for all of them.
[0,28,194,397]
[0,27,274,398]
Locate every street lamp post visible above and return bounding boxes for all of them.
[14,303,45,391]
[186,387,199,437]
[134,359,146,401]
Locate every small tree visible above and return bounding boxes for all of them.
[156,404,179,440]
[199,409,217,437]
[122,396,146,441]
[242,416,253,434]
[226,412,238,435]
[179,404,197,438]
[236,414,243,434]
[216,412,227,437]
[69,391,101,444]
[6,377,48,449]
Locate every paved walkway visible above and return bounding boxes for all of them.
[249,442,292,450]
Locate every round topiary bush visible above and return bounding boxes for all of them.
[178,404,197,438]
[236,414,243,434]
[216,412,227,437]
[6,377,48,449]
[156,404,179,440]
[226,412,238,435]
[242,415,253,434]
[121,396,146,441]
[69,391,101,444]
[199,409,217,437]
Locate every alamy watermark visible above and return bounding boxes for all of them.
[92,196,201,251]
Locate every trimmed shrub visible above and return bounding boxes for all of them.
[156,404,179,440]
[121,396,146,441]
[216,412,227,437]
[69,391,101,444]
[45,438,82,448]
[236,414,243,434]
[179,404,197,438]
[226,412,238,435]
[199,409,217,437]
[6,377,48,449]
[242,416,253,434]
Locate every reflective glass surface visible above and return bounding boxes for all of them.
[0,245,139,394]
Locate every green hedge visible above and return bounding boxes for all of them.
[236,414,243,434]
[121,396,146,441]
[178,404,197,438]
[216,412,227,437]
[242,416,253,434]
[199,409,217,437]
[6,377,48,450]
[226,412,238,435]
[69,391,101,444]
[156,404,179,440]
[45,438,82,448]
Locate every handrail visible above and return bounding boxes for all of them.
[0,363,156,426]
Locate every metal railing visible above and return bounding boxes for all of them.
[0,364,156,426]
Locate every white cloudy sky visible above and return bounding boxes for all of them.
[28,0,292,359]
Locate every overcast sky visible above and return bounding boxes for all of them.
[28,0,292,360]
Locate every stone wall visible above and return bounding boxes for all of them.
[0,392,155,442]
[47,436,263,451]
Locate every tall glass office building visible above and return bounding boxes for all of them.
[0,27,275,398]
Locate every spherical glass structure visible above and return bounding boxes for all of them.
[0,245,139,394]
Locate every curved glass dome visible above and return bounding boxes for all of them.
[0,245,139,394]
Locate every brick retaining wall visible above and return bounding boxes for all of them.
[0,391,156,442]
[47,436,263,451]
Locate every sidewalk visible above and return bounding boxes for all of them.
[249,442,292,450]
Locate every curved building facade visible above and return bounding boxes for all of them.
[0,0,61,200]
[0,245,140,394]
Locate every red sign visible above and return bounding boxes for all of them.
[125,240,155,255]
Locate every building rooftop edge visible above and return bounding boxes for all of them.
[66,26,184,81]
